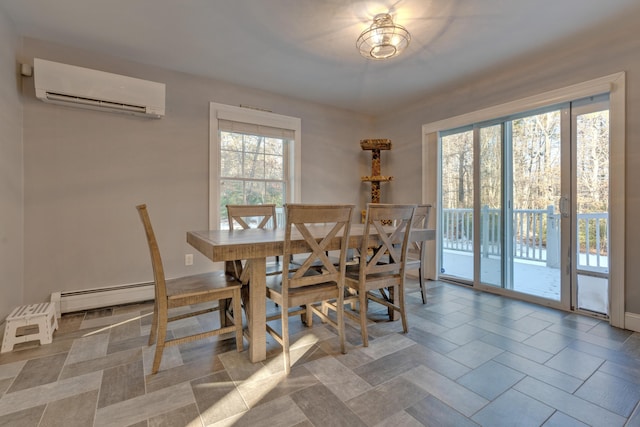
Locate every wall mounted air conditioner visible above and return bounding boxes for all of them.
[33,58,165,118]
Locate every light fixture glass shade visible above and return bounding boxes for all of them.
[356,13,411,60]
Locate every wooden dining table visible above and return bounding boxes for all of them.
[187,224,435,363]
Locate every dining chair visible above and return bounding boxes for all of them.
[339,203,416,347]
[137,204,243,374]
[226,204,282,283]
[265,203,354,374]
[404,204,432,304]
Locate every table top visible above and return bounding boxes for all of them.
[187,224,434,262]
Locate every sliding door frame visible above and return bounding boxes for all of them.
[422,73,625,327]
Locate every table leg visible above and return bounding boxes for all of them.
[248,257,267,362]
[389,285,400,320]
[219,261,241,327]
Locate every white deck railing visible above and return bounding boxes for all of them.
[442,207,608,272]
[266,206,606,272]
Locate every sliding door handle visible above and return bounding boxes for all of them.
[559,196,569,218]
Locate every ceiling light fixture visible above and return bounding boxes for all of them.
[356,13,411,60]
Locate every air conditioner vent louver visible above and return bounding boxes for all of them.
[34,58,165,118]
[45,92,147,114]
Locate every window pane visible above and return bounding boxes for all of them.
[265,182,284,205]
[220,150,243,177]
[220,180,244,205]
[440,130,474,281]
[480,124,502,287]
[245,181,266,204]
[512,112,561,211]
[265,138,283,155]
[265,155,283,179]
[511,110,562,300]
[221,132,243,151]
[244,135,263,153]
[244,153,265,179]
[576,108,609,313]
[218,128,288,228]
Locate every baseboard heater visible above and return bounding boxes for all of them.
[51,282,155,315]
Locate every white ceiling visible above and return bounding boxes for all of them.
[2,0,638,115]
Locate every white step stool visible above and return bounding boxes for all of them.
[1,303,58,353]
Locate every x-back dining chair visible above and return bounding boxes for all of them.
[405,204,432,304]
[265,203,354,374]
[337,203,416,347]
[226,204,282,283]
[137,204,243,374]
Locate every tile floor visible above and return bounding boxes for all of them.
[2,279,640,426]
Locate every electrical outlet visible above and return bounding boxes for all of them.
[185,253,194,266]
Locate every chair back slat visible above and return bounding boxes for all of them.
[136,204,168,305]
[412,204,432,228]
[227,204,277,230]
[410,204,433,251]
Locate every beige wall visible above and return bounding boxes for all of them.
[18,38,373,304]
[377,9,640,314]
[0,11,23,320]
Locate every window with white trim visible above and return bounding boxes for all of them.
[209,103,301,229]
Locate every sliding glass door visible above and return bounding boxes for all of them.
[509,109,566,302]
[474,110,566,304]
[438,97,610,314]
[440,129,474,281]
[573,99,610,315]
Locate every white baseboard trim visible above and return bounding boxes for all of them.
[624,312,640,332]
[52,282,155,314]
